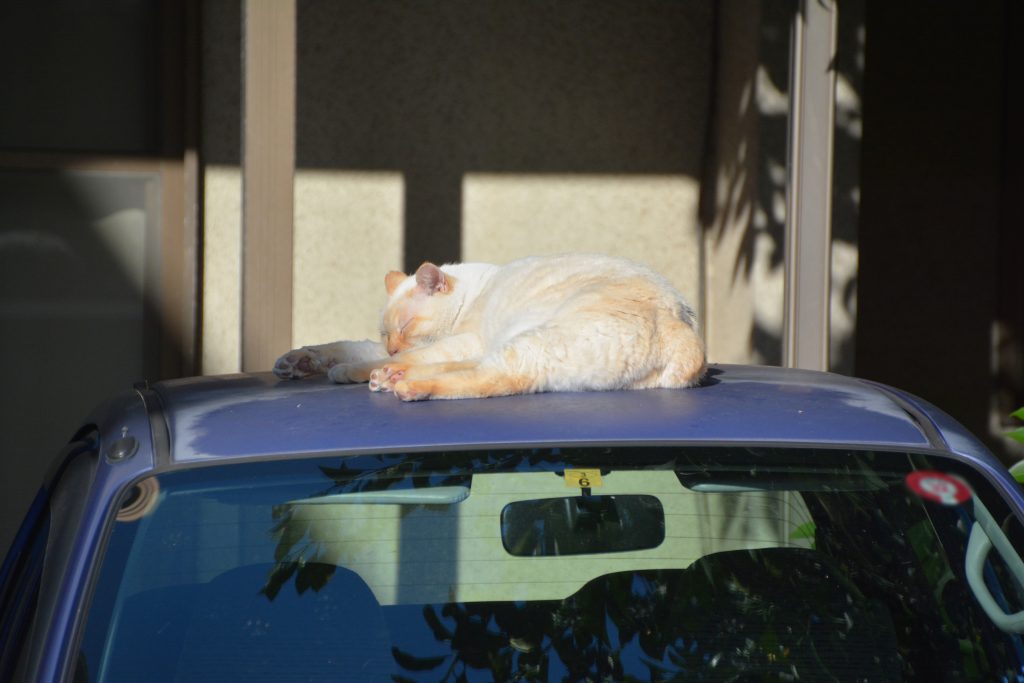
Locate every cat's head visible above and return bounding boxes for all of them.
[379,262,458,355]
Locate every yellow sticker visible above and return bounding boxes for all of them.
[564,469,603,488]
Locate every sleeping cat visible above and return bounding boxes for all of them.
[273,253,705,401]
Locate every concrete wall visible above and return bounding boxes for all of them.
[200,0,803,372]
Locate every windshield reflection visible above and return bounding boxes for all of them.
[80,447,1024,682]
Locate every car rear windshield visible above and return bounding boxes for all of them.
[78,447,1024,682]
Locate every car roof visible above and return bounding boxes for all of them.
[141,364,987,466]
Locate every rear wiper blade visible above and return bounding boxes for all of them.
[678,468,896,493]
[287,485,470,506]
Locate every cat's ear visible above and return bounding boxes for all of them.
[385,270,407,296]
[414,262,450,295]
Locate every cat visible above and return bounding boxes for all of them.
[273,253,706,401]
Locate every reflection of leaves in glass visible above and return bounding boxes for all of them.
[906,519,950,592]
[803,480,1024,681]
[387,550,902,682]
[789,520,816,547]
[259,448,919,680]
[391,647,446,672]
[261,502,336,600]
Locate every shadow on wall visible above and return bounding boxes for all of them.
[204,0,853,372]
[206,0,717,270]
[0,0,190,554]
[699,0,863,373]
[829,0,865,376]
[0,169,177,555]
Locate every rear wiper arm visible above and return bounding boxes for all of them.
[287,485,470,506]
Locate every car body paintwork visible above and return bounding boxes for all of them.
[9,363,1024,682]
[158,365,934,463]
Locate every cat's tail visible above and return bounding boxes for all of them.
[652,303,706,388]
[679,303,699,329]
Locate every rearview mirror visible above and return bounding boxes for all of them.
[500,495,664,557]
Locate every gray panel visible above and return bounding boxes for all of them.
[0,168,160,555]
[0,1,160,153]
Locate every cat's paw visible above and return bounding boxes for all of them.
[327,362,377,384]
[368,365,408,393]
[327,364,357,384]
[273,347,333,379]
[394,379,431,402]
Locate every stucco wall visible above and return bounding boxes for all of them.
[200,0,803,373]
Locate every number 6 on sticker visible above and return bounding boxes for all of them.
[564,469,603,488]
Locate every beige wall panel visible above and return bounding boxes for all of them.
[202,165,242,374]
[702,1,792,366]
[200,0,242,375]
[292,170,404,345]
[462,174,703,309]
[704,205,757,365]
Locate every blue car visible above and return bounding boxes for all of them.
[3,364,1024,682]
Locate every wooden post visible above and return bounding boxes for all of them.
[241,0,296,372]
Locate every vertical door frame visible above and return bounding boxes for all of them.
[782,0,838,372]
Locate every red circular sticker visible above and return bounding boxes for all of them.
[906,471,972,506]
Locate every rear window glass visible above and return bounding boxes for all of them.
[78,447,1024,682]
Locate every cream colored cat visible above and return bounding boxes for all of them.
[273,254,705,401]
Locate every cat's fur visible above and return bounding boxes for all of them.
[273,254,706,401]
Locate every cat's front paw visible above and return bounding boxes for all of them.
[273,347,333,379]
[394,379,432,402]
[327,363,374,384]
[368,365,408,393]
